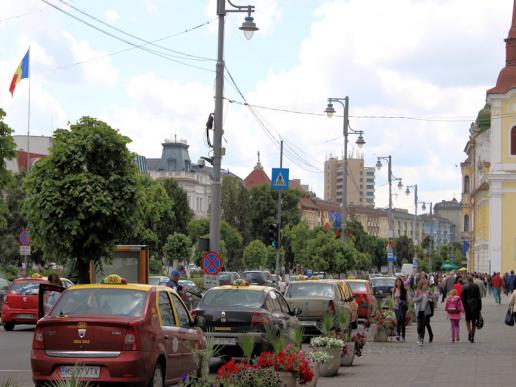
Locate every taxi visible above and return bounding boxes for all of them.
[2,274,49,331]
[192,280,301,359]
[31,274,205,387]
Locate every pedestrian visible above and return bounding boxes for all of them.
[166,270,187,302]
[392,276,409,342]
[45,273,63,313]
[509,288,516,322]
[508,270,515,294]
[461,275,482,343]
[491,272,503,304]
[413,278,434,346]
[453,276,464,298]
[445,289,464,342]
[443,272,456,303]
[473,274,486,298]
[503,272,510,296]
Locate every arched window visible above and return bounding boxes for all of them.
[464,215,470,232]
[512,127,516,155]
[464,175,470,193]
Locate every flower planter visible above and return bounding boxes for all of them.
[340,342,355,366]
[318,349,340,377]
[278,371,297,387]
[298,362,319,387]
[374,326,388,342]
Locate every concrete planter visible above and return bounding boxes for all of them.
[298,362,319,387]
[278,371,297,387]
[340,342,355,366]
[318,348,341,377]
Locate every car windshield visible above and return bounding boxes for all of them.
[11,280,42,294]
[242,272,265,283]
[201,289,264,307]
[149,277,164,285]
[50,288,148,317]
[348,282,367,292]
[286,283,335,298]
[373,278,395,287]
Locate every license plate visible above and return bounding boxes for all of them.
[16,313,33,319]
[212,337,237,346]
[300,321,317,326]
[60,366,100,379]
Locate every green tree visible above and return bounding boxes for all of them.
[0,108,16,187]
[161,178,192,235]
[243,240,268,269]
[23,117,140,283]
[282,222,312,270]
[163,232,192,267]
[222,176,251,242]
[394,236,414,265]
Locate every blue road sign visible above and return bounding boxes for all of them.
[271,168,289,190]
[202,251,222,275]
[19,228,30,246]
[387,252,394,263]
[463,240,470,254]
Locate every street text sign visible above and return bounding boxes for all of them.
[20,245,31,256]
[203,274,219,289]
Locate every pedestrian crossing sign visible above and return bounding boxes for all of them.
[271,168,289,190]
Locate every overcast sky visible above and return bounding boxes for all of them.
[0,0,513,214]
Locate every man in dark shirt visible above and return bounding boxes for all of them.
[461,275,482,343]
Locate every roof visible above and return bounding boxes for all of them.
[434,199,461,210]
[212,285,273,292]
[344,279,368,283]
[300,196,319,210]
[69,283,164,292]
[244,167,271,188]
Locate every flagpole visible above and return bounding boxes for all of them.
[26,47,31,173]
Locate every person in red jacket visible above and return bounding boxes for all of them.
[491,272,503,304]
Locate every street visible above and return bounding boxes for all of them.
[1,293,515,386]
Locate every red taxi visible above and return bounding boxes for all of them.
[31,275,205,387]
[1,274,49,331]
[346,279,377,319]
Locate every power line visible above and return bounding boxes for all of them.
[0,8,45,22]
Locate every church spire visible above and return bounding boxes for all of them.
[254,150,263,170]
[488,0,516,94]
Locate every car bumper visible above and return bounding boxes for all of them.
[205,332,269,357]
[31,350,153,385]
[1,305,38,324]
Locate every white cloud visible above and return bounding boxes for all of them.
[105,9,119,23]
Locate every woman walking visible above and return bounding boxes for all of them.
[461,275,482,343]
[392,276,408,341]
[413,279,433,346]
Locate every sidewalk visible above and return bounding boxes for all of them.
[319,292,516,387]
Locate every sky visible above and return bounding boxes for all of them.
[0,0,513,215]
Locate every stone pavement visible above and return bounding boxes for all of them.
[318,292,516,387]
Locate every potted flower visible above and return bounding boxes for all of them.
[303,351,331,387]
[216,360,284,387]
[351,332,366,357]
[255,348,313,387]
[310,337,344,377]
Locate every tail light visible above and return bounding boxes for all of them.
[251,312,271,326]
[123,326,139,351]
[33,327,44,350]
[327,300,335,314]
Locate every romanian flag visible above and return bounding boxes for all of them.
[9,48,30,96]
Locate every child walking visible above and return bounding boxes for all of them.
[445,289,464,342]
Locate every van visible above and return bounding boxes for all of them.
[401,263,414,275]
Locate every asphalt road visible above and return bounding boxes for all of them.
[0,324,34,386]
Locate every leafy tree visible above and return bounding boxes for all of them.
[163,232,192,266]
[282,222,312,270]
[23,117,140,283]
[243,240,268,269]
[0,108,16,187]
[222,176,251,243]
[393,235,414,265]
[299,230,350,273]
[161,178,192,235]
[266,245,285,273]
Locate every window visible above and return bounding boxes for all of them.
[269,291,282,312]
[276,293,291,314]
[464,215,470,232]
[464,176,470,193]
[170,294,190,328]
[367,178,374,183]
[159,292,175,326]
[367,185,374,189]
[512,127,516,155]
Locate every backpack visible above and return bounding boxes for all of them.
[446,296,462,313]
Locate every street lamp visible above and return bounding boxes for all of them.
[419,200,433,272]
[405,184,419,272]
[210,0,258,253]
[324,97,365,240]
[376,155,402,274]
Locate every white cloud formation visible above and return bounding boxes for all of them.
[105,9,119,23]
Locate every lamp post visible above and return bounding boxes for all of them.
[420,201,433,272]
[405,184,419,272]
[376,156,402,274]
[210,0,258,252]
[324,97,365,240]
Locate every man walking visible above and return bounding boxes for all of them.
[508,271,515,294]
[473,274,486,298]
[461,275,482,343]
[491,272,503,304]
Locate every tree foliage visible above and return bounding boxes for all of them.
[0,108,16,187]
[243,240,268,269]
[393,235,414,265]
[161,178,192,235]
[221,176,251,243]
[163,232,192,266]
[23,117,140,283]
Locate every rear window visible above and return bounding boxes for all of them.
[0,278,9,288]
[10,280,42,294]
[372,278,395,287]
[201,289,264,308]
[348,282,367,292]
[286,283,335,298]
[50,288,148,317]
[242,272,266,283]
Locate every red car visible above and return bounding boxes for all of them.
[31,276,205,386]
[1,275,48,331]
[346,279,377,319]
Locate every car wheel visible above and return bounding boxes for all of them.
[3,322,14,331]
[148,363,164,387]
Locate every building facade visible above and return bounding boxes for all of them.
[324,156,375,207]
[5,135,53,173]
[348,205,389,238]
[419,214,454,248]
[433,198,461,243]
[461,1,516,274]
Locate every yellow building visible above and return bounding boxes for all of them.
[462,2,516,274]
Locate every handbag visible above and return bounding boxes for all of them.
[505,306,515,326]
[475,313,484,329]
[428,299,434,317]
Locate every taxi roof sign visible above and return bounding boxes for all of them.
[102,274,127,285]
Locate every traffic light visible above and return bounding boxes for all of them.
[268,223,279,248]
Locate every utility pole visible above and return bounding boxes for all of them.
[275,140,283,288]
[387,156,393,275]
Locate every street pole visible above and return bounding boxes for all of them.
[387,156,393,275]
[209,0,226,253]
[429,202,433,272]
[275,140,283,288]
[413,185,418,273]
[341,97,349,241]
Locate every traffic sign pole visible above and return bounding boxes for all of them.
[275,141,283,289]
[19,228,31,276]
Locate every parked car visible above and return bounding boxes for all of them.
[346,279,377,320]
[1,274,49,331]
[188,264,202,275]
[371,276,397,301]
[272,274,287,293]
[32,275,205,386]
[148,275,169,286]
[241,271,273,286]
[0,277,10,306]
[192,282,301,359]
[284,280,352,337]
[218,272,240,286]
[324,279,359,329]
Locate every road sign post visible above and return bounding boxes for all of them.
[19,228,31,276]
[202,251,222,289]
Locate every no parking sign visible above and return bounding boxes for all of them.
[202,251,222,275]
